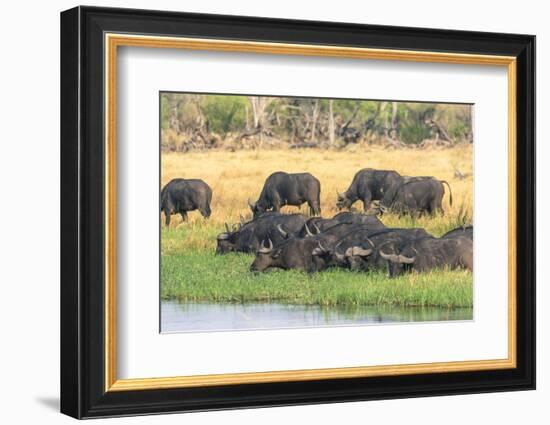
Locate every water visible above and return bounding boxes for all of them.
[161,300,473,333]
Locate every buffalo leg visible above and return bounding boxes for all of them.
[308,201,321,217]
[180,211,188,222]
[362,194,372,212]
[200,204,212,218]
[164,210,171,227]
[429,199,443,216]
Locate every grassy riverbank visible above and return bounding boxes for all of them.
[161,249,473,308]
[160,146,473,309]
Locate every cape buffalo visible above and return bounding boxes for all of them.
[250,237,328,273]
[380,177,453,216]
[249,172,321,217]
[379,236,473,277]
[328,228,432,271]
[160,178,212,226]
[251,222,370,272]
[442,225,473,241]
[332,211,384,224]
[308,223,394,269]
[295,217,340,238]
[336,168,402,211]
[216,213,306,254]
[295,213,386,238]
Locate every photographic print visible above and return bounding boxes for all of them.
[160,92,474,333]
[61,9,535,417]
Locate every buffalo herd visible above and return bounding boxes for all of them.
[161,168,472,278]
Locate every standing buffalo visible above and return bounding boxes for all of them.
[336,168,402,211]
[160,178,212,226]
[379,236,473,277]
[249,172,321,217]
[380,177,453,216]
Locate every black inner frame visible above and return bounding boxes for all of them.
[61,6,535,419]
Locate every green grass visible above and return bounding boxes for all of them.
[161,249,473,308]
[160,208,473,309]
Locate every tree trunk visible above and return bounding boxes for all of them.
[390,102,398,139]
[391,102,398,131]
[310,100,319,142]
[249,96,270,129]
[328,99,335,146]
[192,95,205,130]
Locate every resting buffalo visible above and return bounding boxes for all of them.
[160,178,212,226]
[442,225,473,241]
[295,213,386,238]
[251,222,369,273]
[336,168,402,211]
[331,211,387,227]
[328,228,432,271]
[216,213,306,254]
[249,172,321,217]
[250,237,328,273]
[380,177,452,216]
[295,217,341,238]
[379,236,473,277]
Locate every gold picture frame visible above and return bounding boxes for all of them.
[105,33,517,392]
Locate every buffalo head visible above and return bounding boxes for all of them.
[379,244,416,277]
[215,222,238,255]
[250,239,276,272]
[248,198,266,218]
[336,190,353,210]
[333,239,374,271]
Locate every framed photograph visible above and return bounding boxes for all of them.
[60,6,535,419]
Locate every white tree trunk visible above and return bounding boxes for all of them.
[310,100,319,142]
[328,99,335,146]
[249,96,270,129]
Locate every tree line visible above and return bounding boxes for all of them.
[161,93,473,151]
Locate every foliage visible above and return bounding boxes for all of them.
[202,95,248,135]
[160,93,473,150]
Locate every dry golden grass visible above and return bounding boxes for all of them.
[161,145,473,233]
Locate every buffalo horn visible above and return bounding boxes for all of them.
[304,222,314,237]
[217,233,230,240]
[277,224,289,238]
[379,250,400,263]
[311,222,321,235]
[258,238,273,254]
[351,246,373,257]
[311,242,327,256]
[398,255,416,264]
